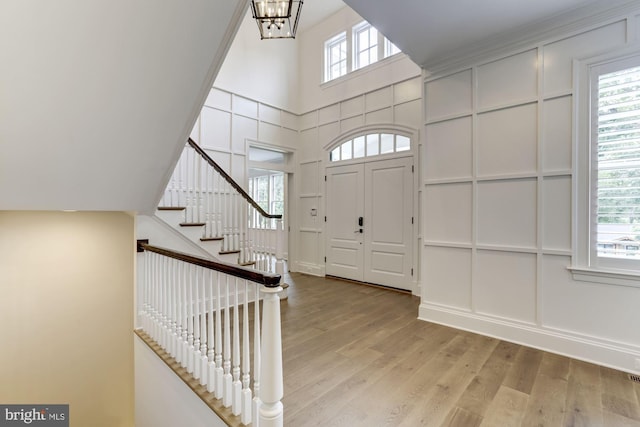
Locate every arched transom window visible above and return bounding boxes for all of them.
[329,132,411,162]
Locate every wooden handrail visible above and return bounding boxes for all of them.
[139,242,282,288]
[187,138,283,220]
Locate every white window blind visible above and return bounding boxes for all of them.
[595,65,640,259]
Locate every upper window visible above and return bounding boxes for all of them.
[330,133,411,162]
[323,21,401,82]
[592,63,640,263]
[353,22,378,70]
[324,32,347,82]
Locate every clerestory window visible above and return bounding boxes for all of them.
[323,21,402,83]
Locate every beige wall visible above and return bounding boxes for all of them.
[0,211,134,427]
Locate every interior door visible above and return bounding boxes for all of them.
[326,157,413,290]
[325,163,365,281]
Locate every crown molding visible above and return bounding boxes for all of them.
[422,0,640,76]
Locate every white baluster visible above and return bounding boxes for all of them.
[253,282,262,427]
[200,267,208,386]
[275,219,285,285]
[187,265,195,374]
[259,285,284,427]
[214,272,224,399]
[152,253,160,342]
[190,147,197,223]
[170,258,178,358]
[142,249,150,333]
[175,262,183,365]
[223,275,232,407]
[232,278,242,415]
[207,270,216,393]
[193,266,202,380]
[241,280,252,425]
[181,261,189,368]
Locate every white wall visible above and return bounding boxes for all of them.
[297,6,420,114]
[214,11,300,112]
[292,6,422,280]
[0,211,135,427]
[0,0,246,213]
[420,11,640,373]
[203,4,422,285]
[135,336,226,427]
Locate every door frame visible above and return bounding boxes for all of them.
[322,124,420,294]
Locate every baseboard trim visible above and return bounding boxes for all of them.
[418,302,640,375]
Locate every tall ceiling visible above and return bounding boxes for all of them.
[331,0,637,69]
[0,0,247,212]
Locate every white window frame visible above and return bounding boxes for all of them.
[323,21,401,83]
[571,48,640,288]
[352,21,379,70]
[248,171,285,230]
[324,31,347,82]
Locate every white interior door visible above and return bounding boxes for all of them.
[326,157,413,290]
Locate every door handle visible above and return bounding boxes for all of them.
[358,217,364,226]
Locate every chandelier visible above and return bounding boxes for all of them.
[250,0,303,39]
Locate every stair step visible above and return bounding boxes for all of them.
[158,206,186,211]
[219,250,241,255]
[238,261,256,267]
[179,222,206,227]
[201,237,224,242]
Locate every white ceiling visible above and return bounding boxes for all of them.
[312,0,636,68]
[297,0,346,31]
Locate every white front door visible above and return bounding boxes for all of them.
[325,163,365,281]
[326,156,413,290]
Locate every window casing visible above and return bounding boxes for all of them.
[573,50,640,285]
[353,22,378,70]
[324,32,347,82]
[323,21,401,83]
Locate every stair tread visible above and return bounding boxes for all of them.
[158,206,186,211]
[179,222,206,227]
[201,237,224,242]
[219,250,241,255]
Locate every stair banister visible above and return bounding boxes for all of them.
[137,242,283,426]
[160,138,284,275]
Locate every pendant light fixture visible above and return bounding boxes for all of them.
[250,0,303,39]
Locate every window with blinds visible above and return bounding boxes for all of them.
[595,65,640,259]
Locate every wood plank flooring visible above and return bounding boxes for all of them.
[282,273,640,427]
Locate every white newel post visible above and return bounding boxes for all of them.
[259,285,283,427]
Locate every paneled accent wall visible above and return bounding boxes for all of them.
[420,15,640,372]
[191,87,298,185]
[296,76,422,277]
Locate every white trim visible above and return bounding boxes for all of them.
[423,0,640,73]
[568,266,640,288]
[573,45,640,280]
[419,302,640,375]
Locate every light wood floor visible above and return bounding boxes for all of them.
[281,273,640,427]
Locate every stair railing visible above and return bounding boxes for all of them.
[160,139,284,280]
[137,241,284,426]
